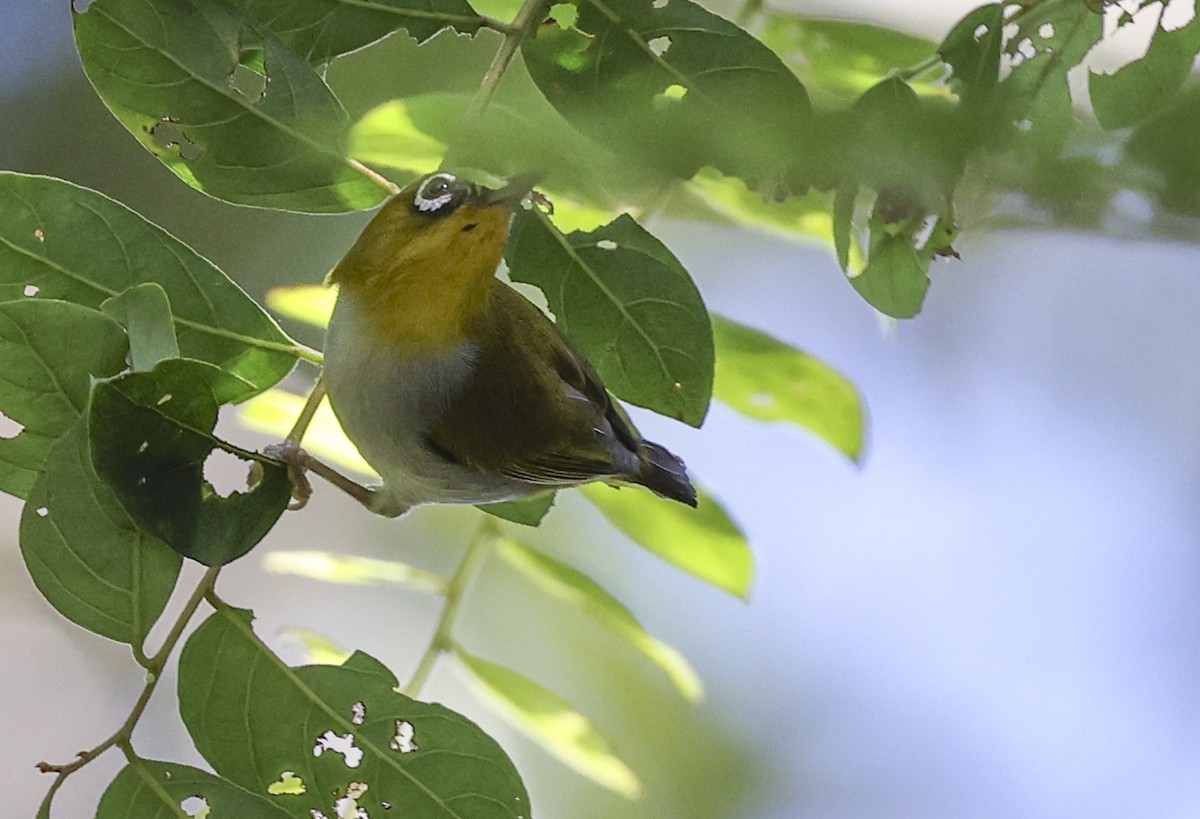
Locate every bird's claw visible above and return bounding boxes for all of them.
[263,441,313,511]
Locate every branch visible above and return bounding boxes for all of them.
[35,566,221,816]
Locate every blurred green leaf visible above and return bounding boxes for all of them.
[179,605,530,816]
[713,316,865,460]
[98,760,293,819]
[266,283,337,328]
[0,300,128,498]
[263,550,447,593]
[496,537,703,702]
[761,14,942,102]
[218,0,483,65]
[0,173,298,394]
[580,482,752,599]
[74,0,387,212]
[506,211,714,427]
[832,180,858,271]
[101,283,180,373]
[521,0,812,192]
[90,359,293,566]
[21,422,181,645]
[681,169,836,245]
[278,626,353,665]
[1090,5,1200,130]
[1126,85,1200,215]
[850,230,930,319]
[939,3,1004,105]
[482,492,557,526]
[456,646,642,799]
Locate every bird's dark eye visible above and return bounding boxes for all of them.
[413,173,468,216]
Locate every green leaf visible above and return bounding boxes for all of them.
[20,422,181,645]
[98,760,294,819]
[216,0,483,65]
[505,211,714,427]
[263,550,447,594]
[1090,5,1200,130]
[73,0,387,212]
[712,316,865,461]
[681,169,837,245]
[832,181,857,272]
[0,299,128,498]
[939,3,1004,104]
[850,231,930,319]
[178,605,530,817]
[761,14,942,102]
[89,359,293,566]
[481,492,557,527]
[1126,85,1200,215]
[0,173,297,394]
[520,0,812,192]
[101,283,180,372]
[456,646,641,799]
[496,538,703,702]
[580,482,752,599]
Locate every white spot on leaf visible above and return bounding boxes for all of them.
[24,284,38,297]
[313,730,364,768]
[351,701,366,725]
[1038,22,1055,38]
[973,23,989,41]
[179,795,211,818]
[390,719,419,753]
[33,228,45,242]
[0,411,24,439]
[156,393,172,405]
[648,35,671,56]
[35,506,48,518]
[267,770,307,795]
[596,239,619,250]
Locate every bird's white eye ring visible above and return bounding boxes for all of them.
[414,173,459,213]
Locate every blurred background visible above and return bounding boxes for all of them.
[4,1,1200,817]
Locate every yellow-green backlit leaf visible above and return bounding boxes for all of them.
[266,284,336,328]
[277,626,352,666]
[456,648,642,799]
[713,316,865,460]
[263,550,447,593]
[239,389,375,476]
[497,538,702,702]
[581,484,752,599]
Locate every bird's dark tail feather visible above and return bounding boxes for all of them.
[635,441,698,507]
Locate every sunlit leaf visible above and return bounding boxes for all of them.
[580,483,752,599]
[0,173,298,394]
[74,0,387,212]
[263,550,447,593]
[90,359,293,566]
[278,626,353,666]
[496,538,703,702]
[506,211,714,426]
[239,388,375,476]
[20,422,181,645]
[0,300,128,498]
[98,760,293,819]
[456,646,642,799]
[1090,5,1200,130]
[266,284,337,328]
[217,0,484,65]
[178,605,530,816]
[713,316,864,460]
[101,283,180,373]
[521,0,813,192]
[682,169,835,244]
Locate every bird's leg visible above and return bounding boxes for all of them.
[263,441,381,512]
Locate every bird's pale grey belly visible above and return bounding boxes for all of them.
[323,299,529,513]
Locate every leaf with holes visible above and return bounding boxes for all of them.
[20,422,181,645]
[1090,4,1200,130]
[850,231,930,319]
[505,212,714,427]
[89,358,292,566]
[98,760,294,819]
[216,0,484,65]
[101,283,180,373]
[456,646,641,799]
[939,3,1004,105]
[496,537,702,701]
[178,604,530,817]
[580,482,752,598]
[0,173,297,394]
[0,299,128,498]
[713,316,865,461]
[73,0,387,212]
[520,0,813,193]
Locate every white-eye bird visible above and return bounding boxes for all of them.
[278,172,696,517]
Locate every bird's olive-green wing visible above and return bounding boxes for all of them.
[424,282,642,484]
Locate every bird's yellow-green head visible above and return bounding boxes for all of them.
[329,172,527,351]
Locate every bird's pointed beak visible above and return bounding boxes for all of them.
[480,172,545,208]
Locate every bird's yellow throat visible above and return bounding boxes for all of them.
[329,199,513,353]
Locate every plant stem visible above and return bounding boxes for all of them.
[465,0,553,124]
[35,566,221,815]
[347,157,401,195]
[286,376,327,445]
[403,521,499,697]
